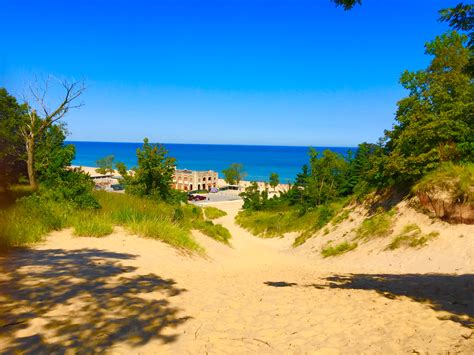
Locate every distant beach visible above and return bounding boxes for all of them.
[68,141,355,183]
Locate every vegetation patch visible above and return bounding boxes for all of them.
[356,210,395,240]
[388,224,439,250]
[72,212,114,237]
[331,209,351,226]
[127,218,202,252]
[194,220,231,244]
[321,241,357,257]
[204,206,227,220]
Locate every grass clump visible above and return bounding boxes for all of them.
[204,206,227,220]
[356,210,394,240]
[331,209,351,226]
[72,212,114,237]
[0,195,71,249]
[194,220,231,244]
[236,200,345,245]
[127,218,202,252]
[388,224,439,250]
[321,241,357,257]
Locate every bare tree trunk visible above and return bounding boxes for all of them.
[26,135,37,190]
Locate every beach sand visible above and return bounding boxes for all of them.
[1,200,473,353]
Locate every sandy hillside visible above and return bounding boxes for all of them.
[0,200,473,354]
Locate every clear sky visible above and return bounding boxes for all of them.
[0,0,459,146]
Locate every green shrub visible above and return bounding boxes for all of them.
[204,206,227,220]
[321,241,357,257]
[194,220,231,244]
[388,224,439,250]
[356,211,394,240]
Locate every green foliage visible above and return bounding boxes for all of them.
[95,155,115,175]
[117,138,177,201]
[0,195,71,249]
[203,206,227,220]
[413,162,474,204]
[240,182,272,210]
[194,220,231,244]
[73,212,114,237]
[222,163,246,185]
[127,218,202,252]
[388,224,439,250]
[34,123,75,183]
[356,210,394,240]
[236,200,345,244]
[284,149,350,208]
[40,168,100,209]
[0,88,27,188]
[384,31,473,183]
[321,241,358,257]
[269,172,280,190]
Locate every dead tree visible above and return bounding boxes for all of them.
[20,77,85,189]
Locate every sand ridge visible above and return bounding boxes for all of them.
[0,200,473,353]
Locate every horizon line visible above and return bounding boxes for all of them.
[65,140,358,149]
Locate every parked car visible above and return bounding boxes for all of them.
[188,194,206,201]
[111,184,124,191]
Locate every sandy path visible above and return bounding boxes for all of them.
[1,201,473,354]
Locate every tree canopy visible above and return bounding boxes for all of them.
[222,163,247,186]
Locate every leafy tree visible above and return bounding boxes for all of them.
[222,163,246,186]
[95,155,115,175]
[384,31,473,183]
[305,149,349,206]
[439,3,473,77]
[21,77,85,190]
[240,182,268,210]
[0,88,27,188]
[294,164,310,187]
[117,138,177,201]
[269,172,280,191]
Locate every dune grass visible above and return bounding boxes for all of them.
[203,206,227,220]
[235,200,347,247]
[0,190,230,252]
[321,241,357,257]
[355,209,395,240]
[72,212,114,237]
[331,209,351,226]
[127,218,202,252]
[388,224,439,250]
[194,220,232,244]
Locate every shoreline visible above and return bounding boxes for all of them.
[72,165,291,192]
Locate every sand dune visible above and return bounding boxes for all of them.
[1,200,473,353]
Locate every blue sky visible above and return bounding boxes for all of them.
[0,0,458,146]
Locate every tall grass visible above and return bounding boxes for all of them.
[235,200,346,246]
[0,195,70,249]
[194,220,231,244]
[72,211,114,238]
[1,190,231,252]
[203,206,227,220]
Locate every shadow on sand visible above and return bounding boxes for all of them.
[265,273,474,328]
[0,248,190,353]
